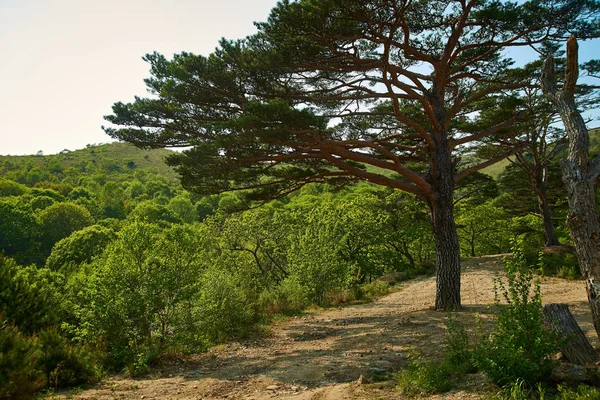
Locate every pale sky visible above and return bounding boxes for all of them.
[0,0,278,155]
[0,1,598,155]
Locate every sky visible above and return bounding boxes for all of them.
[0,0,279,155]
[0,1,598,156]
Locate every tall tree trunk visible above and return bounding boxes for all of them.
[431,196,462,310]
[542,35,600,341]
[430,143,462,311]
[536,182,561,246]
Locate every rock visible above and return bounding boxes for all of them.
[266,385,279,391]
[356,375,370,385]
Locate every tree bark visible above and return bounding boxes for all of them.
[432,198,462,311]
[543,303,597,365]
[542,35,600,342]
[430,143,462,311]
[536,181,561,246]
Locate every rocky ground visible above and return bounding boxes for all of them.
[51,255,594,400]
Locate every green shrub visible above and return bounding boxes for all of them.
[474,241,563,387]
[444,315,476,374]
[397,352,461,395]
[361,280,390,300]
[0,256,64,335]
[259,277,308,315]
[37,328,99,389]
[198,267,258,343]
[538,247,581,280]
[45,225,116,274]
[397,316,474,395]
[0,319,44,399]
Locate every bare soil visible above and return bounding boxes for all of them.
[52,255,594,400]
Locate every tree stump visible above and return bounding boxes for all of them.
[543,303,597,365]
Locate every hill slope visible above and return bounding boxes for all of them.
[0,142,179,184]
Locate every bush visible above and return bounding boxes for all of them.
[537,246,581,280]
[397,316,474,395]
[0,256,64,335]
[259,277,308,315]
[0,319,44,399]
[397,352,462,395]
[198,267,259,343]
[78,222,206,373]
[45,225,116,274]
[37,328,99,389]
[360,280,390,300]
[474,242,563,387]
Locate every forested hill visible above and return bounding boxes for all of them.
[0,142,179,185]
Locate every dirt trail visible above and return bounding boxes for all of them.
[54,255,593,400]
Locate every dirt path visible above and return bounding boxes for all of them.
[54,255,593,400]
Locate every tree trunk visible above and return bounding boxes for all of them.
[537,183,561,246]
[543,303,597,365]
[432,198,462,311]
[542,35,600,342]
[562,160,600,341]
[430,144,462,311]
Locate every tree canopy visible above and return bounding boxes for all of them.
[105,0,600,310]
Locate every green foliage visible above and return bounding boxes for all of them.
[537,247,581,280]
[397,352,464,395]
[167,194,198,223]
[79,222,206,372]
[259,277,308,315]
[474,241,563,387]
[456,202,512,257]
[128,200,179,224]
[0,197,39,264]
[0,178,28,197]
[490,382,600,400]
[355,280,390,301]
[0,319,44,399]
[197,266,259,343]
[46,225,116,274]
[28,195,56,211]
[0,256,63,334]
[36,328,99,389]
[38,202,94,256]
[555,385,600,399]
[397,316,474,395]
[287,205,352,305]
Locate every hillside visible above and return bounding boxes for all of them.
[0,142,179,184]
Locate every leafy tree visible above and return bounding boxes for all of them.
[0,197,39,263]
[98,181,126,219]
[0,256,64,334]
[105,0,599,309]
[45,225,116,274]
[0,178,28,197]
[167,194,198,223]
[287,204,353,304]
[456,202,510,257]
[80,222,206,371]
[218,206,290,286]
[128,200,180,224]
[38,202,94,256]
[28,195,56,212]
